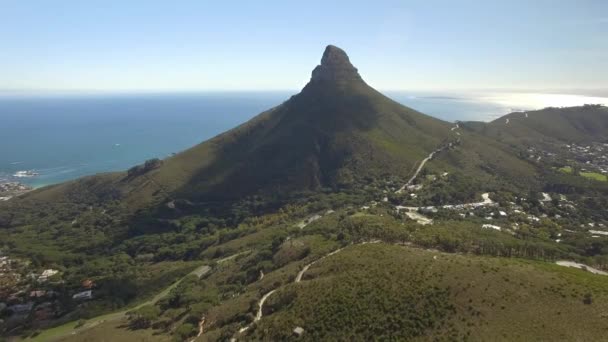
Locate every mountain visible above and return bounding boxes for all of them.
[161,46,456,198]
[463,104,608,146]
[5,45,549,231]
[18,46,458,210]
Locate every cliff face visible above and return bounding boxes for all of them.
[310,45,362,83]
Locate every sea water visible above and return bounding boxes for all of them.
[1,91,605,187]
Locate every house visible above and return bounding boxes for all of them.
[482,224,501,231]
[420,206,438,214]
[8,302,34,314]
[293,326,305,337]
[30,290,46,298]
[72,290,93,300]
[41,269,58,278]
[82,279,95,289]
[39,269,59,281]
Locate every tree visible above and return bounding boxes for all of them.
[175,323,196,339]
[128,305,161,329]
[583,293,593,305]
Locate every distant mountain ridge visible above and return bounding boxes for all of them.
[463,105,608,145]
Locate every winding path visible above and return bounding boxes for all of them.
[395,124,460,195]
[189,317,205,342]
[395,141,457,194]
[556,261,608,275]
[396,151,437,194]
[234,246,347,339]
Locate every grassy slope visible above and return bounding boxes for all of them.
[466,105,608,146]
[248,243,608,341]
[57,319,173,342]
[154,80,456,199]
[435,128,539,190]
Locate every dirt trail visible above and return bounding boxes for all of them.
[189,317,205,342]
[296,247,345,282]
[556,261,608,275]
[396,151,436,194]
[234,246,347,338]
[395,138,458,194]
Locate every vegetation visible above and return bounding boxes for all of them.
[580,172,607,182]
[241,244,608,341]
[1,46,607,341]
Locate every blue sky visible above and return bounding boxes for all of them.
[1,0,606,92]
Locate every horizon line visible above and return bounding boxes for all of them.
[1,87,608,97]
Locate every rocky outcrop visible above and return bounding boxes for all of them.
[127,158,163,178]
[310,45,362,83]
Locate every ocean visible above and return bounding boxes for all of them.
[1,91,606,188]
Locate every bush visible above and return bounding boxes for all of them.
[127,158,163,177]
[583,293,593,305]
[175,322,196,339]
[75,319,86,328]
[128,305,161,329]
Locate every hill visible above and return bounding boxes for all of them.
[462,104,608,146]
[244,243,608,341]
[12,45,542,215]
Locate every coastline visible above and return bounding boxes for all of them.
[0,181,33,201]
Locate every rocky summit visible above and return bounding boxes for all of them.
[310,45,362,83]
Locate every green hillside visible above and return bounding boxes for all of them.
[247,243,608,341]
[464,105,608,145]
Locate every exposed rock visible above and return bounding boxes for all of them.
[310,45,362,83]
[127,158,163,178]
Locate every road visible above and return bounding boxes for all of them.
[396,151,436,194]
[395,137,458,194]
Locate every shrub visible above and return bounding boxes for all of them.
[175,323,196,339]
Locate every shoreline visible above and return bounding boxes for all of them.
[0,181,34,201]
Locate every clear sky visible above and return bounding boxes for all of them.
[1,0,607,92]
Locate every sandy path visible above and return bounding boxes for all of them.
[556,261,608,275]
[189,317,205,342]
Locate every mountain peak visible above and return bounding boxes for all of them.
[310,45,362,83]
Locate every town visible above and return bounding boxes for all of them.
[0,182,32,201]
[0,250,94,335]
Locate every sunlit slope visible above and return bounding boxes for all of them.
[465,105,608,145]
[247,243,608,341]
